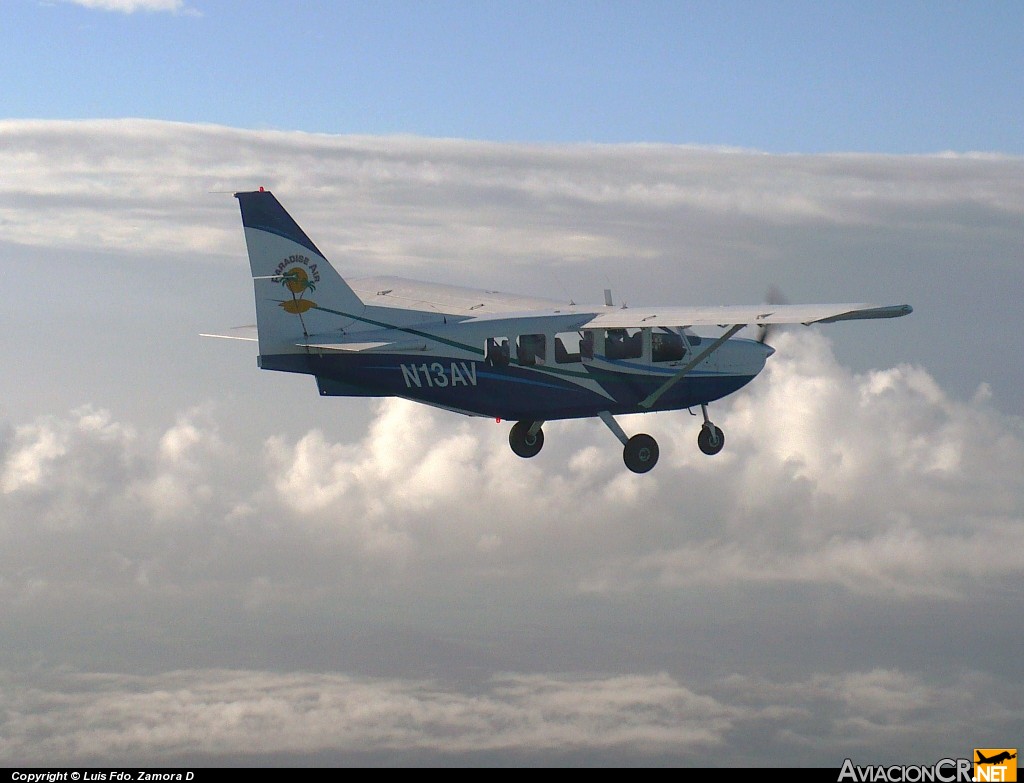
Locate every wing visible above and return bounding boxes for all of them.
[580,303,912,329]
[349,275,568,317]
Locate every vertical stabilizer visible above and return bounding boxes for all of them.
[235,190,365,353]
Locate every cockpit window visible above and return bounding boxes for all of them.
[652,328,685,362]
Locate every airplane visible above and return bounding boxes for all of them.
[977,752,1017,765]
[204,188,912,473]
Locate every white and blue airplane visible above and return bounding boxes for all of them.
[206,189,912,473]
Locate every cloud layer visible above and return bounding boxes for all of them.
[1,120,1022,764]
[2,118,1021,409]
[3,332,1020,763]
[2,332,1021,613]
[3,666,1017,766]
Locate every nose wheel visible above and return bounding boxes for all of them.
[697,403,725,455]
[698,425,725,455]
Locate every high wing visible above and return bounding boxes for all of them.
[349,275,567,317]
[351,278,896,327]
[580,303,912,329]
[203,295,911,350]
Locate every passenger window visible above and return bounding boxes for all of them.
[517,333,546,366]
[555,332,583,364]
[484,337,510,367]
[580,330,596,359]
[604,328,642,360]
[652,329,686,362]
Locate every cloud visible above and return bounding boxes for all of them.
[257,331,1023,601]
[2,119,1022,764]
[1,666,1015,765]
[4,117,1021,412]
[0,669,733,763]
[62,0,192,13]
[2,332,1021,613]
[2,119,1019,275]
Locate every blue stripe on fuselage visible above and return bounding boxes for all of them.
[258,352,758,420]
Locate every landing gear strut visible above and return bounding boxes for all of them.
[599,411,660,474]
[509,420,545,458]
[697,403,725,455]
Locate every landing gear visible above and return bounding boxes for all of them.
[598,411,660,474]
[697,403,725,455]
[623,433,659,473]
[698,425,725,455]
[507,408,723,470]
[509,420,544,458]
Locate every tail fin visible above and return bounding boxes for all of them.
[235,189,365,353]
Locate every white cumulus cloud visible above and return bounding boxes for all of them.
[2,332,1021,611]
[62,0,191,13]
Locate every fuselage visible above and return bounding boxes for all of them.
[259,313,773,420]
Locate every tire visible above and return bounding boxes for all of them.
[698,425,725,456]
[509,421,544,458]
[623,433,659,474]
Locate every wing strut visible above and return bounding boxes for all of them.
[637,324,746,410]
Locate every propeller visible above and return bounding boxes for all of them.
[755,285,788,345]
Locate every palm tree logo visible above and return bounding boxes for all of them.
[274,255,319,314]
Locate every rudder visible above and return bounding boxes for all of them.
[235,189,365,353]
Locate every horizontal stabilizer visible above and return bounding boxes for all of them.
[200,326,258,342]
[303,340,428,353]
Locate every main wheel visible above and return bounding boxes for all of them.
[623,433,659,474]
[698,425,725,455]
[509,421,544,458]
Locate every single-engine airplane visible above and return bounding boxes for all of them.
[205,189,912,473]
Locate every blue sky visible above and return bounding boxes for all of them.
[4,0,1022,152]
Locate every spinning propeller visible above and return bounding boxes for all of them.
[754,285,788,345]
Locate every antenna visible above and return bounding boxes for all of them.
[550,271,577,306]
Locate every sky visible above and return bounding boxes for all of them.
[1,0,1023,768]
[4,1,1024,152]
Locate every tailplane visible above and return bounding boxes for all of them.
[235,189,366,353]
